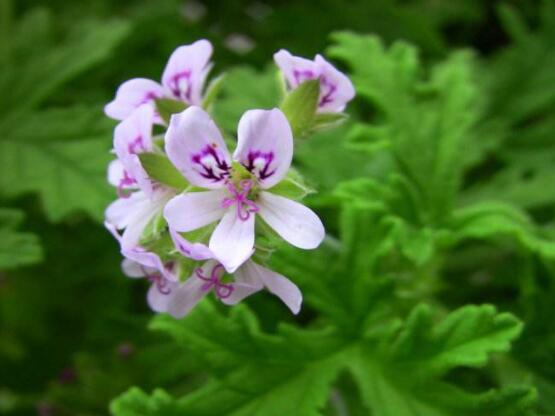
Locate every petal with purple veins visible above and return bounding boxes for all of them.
[161,40,213,105]
[273,49,320,89]
[104,78,165,122]
[165,107,231,188]
[314,55,355,113]
[234,109,293,188]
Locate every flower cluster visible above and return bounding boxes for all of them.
[104,39,354,318]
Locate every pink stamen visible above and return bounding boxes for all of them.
[142,267,172,295]
[221,180,259,221]
[195,264,234,299]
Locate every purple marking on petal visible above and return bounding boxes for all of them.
[128,135,147,154]
[169,70,193,101]
[293,69,316,85]
[142,91,162,105]
[319,76,337,107]
[195,263,234,299]
[243,150,275,180]
[221,180,259,221]
[191,144,230,182]
[117,170,137,198]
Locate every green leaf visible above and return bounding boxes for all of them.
[202,73,226,110]
[138,153,189,191]
[0,107,114,221]
[0,208,42,269]
[445,201,555,260]
[280,79,320,138]
[328,33,481,224]
[155,98,188,124]
[110,387,183,416]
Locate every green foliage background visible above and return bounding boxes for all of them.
[1,0,555,414]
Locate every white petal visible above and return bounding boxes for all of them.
[209,210,255,273]
[165,106,231,188]
[166,262,217,318]
[169,228,213,260]
[161,40,213,105]
[121,258,145,278]
[234,108,293,188]
[273,49,320,89]
[164,190,226,232]
[221,262,264,305]
[104,78,164,122]
[241,261,302,314]
[147,280,179,313]
[257,191,325,249]
[314,55,355,113]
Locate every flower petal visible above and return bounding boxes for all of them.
[220,262,264,306]
[164,190,226,232]
[234,108,293,188]
[169,228,214,260]
[106,190,168,249]
[147,280,179,313]
[113,104,154,159]
[104,78,165,122]
[242,260,302,314]
[121,246,176,281]
[121,258,145,278]
[209,210,255,272]
[314,55,355,113]
[161,40,213,105]
[165,106,231,188]
[274,49,320,89]
[257,191,325,249]
[108,159,125,188]
[166,261,218,318]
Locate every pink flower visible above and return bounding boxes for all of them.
[274,49,355,113]
[163,106,325,272]
[105,105,174,249]
[167,234,303,317]
[104,40,213,123]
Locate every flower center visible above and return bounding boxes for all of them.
[195,263,234,299]
[191,144,230,182]
[169,70,193,102]
[221,179,259,221]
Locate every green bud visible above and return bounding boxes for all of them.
[280,79,320,138]
[202,73,226,110]
[138,153,189,191]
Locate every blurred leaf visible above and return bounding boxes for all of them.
[280,79,319,138]
[0,208,42,269]
[0,107,114,221]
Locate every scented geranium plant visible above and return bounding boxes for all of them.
[102,34,551,416]
[104,40,351,318]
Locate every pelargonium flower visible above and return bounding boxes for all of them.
[104,39,213,123]
[163,106,325,272]
[105,105,174,249]
[167,230,302,317]
[274,49,355,113]
[106,221,179,314]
